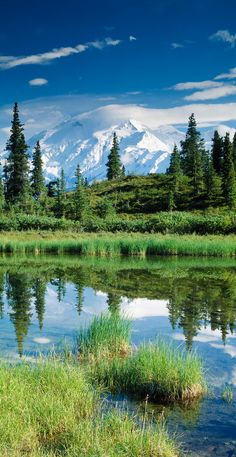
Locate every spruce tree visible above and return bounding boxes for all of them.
[205,159,222,206]
[55,169,66,218]
[74,164,87,221]
[106,133,123,180]
[4,103,30,203]
[31,141,45,199]
[211,130,223,174]
[222,132,235,208]
[0,175,5,212]
[167,145,182,189]
[232,132,236,170]
[180,113,205,196]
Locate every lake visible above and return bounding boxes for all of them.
[0,255,235,456]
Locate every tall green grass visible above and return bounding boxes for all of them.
[81,315,205,403]
[0,232,235,257]
[0,361,178,457]
[77,313,132,359]
[93,340,204,402]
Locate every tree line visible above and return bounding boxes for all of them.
[1,103,236,221]
[167,113,236,209]
[0,103,124,219]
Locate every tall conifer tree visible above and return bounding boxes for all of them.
[55,169,66,217]
[31,141,45,199]
[232,132,236,171]
[180,113,205,196]
[4,103,30,203]
[106,133,123,180]
[222,132,235,208]
[211,130,223,174]
[74,164,87,221]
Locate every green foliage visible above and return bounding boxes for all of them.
[91,338,204,402]
[222,133,236,208]
[73,164,88,221]
[180,113,206,196]
[4,103,30,204]
[55,169,66,218]
[205,159,222,206]
[212,130,224,174]
[77,313,131,359]
[31,140,46,200]
[106,132,123,180]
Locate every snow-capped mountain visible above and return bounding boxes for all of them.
[28,109,186,184]
[1,104,236,185]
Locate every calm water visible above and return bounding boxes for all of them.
[0,255,235,456]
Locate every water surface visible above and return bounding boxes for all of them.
[0,255,235,456]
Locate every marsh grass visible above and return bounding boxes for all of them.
[0,361,178,457]
[77,313,132,360]
[0,231,235,257]
[81,316,205,403]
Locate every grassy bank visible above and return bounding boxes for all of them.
[0,231,235,257]
[0,361,178,457]
[79,315,205,403]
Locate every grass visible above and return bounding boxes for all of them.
[0,231,236,257]
[77,313,132,360]
[0,360,178,457]
[92,340,205,403]
[222,384,234,404]
[79,314,205,403]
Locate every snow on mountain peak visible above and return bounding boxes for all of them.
[14,106,236,185]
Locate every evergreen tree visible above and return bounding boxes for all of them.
[74,164,87,221]
[232,132,236,170]
[0,174,5,212]
[4,103,30,203]
[211,130,224,174]
[55,169,66,217]
[205,159,222,206]
[222,132,235,208]
[180,113,205,196]
[167,144,183,192]
[106,133,123,180]
[31,141,45,199]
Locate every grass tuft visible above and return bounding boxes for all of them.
[77,313,132,360]
[0,360,178,456]
[82,315,205,403]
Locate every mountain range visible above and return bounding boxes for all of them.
[1,105,236,185]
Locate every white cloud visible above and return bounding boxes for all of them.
[210,29,236,47]
[29,78,48,86]
[215,67,236,80]
[0,37,122,70]
[171,42,184,49]
[173,80,223,91]
[126,91,142,95]
[129,35,137,41]
[184,85,236,101]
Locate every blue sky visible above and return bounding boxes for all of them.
[1,0,236,140]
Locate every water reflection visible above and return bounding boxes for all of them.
[0,258,235,357]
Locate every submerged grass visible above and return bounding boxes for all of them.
[0,231,235,257]
[80,314,205,403]
[0,360,178,457]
